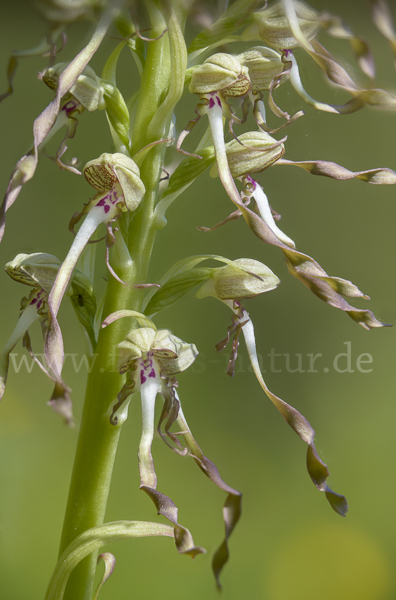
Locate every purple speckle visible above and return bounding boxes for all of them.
[283,49,292,58]
[216,96,222,107]
[97,198,106,207]
[63,99,78,117]
[31,297,37,305]
[247,175,257,190]
[104,205,110,213]
[140,370,147,385]
[148,368,156,378]
[208,97,215,109]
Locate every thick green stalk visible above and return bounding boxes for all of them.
[55,7,177,600]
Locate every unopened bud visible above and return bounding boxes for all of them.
[196,258,280,301]
[189,53,250,97]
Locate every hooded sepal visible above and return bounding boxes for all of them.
[42,62,106,112]
[144,255,277,317]
[5,252,61,292]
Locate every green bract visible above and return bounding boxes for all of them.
[43,63,106,111]
[189,53,250,97]
[83,153,145,212]
[196,258,280,300]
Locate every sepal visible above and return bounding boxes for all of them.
[83,152,145,212]
[190,53,250,97]
[196,258,280,300]
[222,130,285,177]
[238,46,284,91]
[43,63,106,111]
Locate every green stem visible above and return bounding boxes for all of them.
[56,7,177,599]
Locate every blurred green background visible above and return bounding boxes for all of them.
[0,1,395,599]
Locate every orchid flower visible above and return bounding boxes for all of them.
[179,51,251,159]
[102,311,242,587]
[0,252,95,423]
[48,153,145,320]
[196,258,348,517]
[192,122,388,330]
[40,62,106,172]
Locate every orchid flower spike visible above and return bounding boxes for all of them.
[103,312,242,586]
[0,252,93,423]
[196,258,348,517]
[49,153,145,319]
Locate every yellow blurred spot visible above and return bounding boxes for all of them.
[268,521,393,600]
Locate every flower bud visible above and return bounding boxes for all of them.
[238,47,284,92]
[224,131,285,178]
[243,2,320,49]
[189,53,250,97]
[43,63,105,111]
[196,258,280,301]
[83,153,145,212]
[5,252,61,292]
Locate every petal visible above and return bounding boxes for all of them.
[0,302,39,400]
[176,403,242,588]
[276,158,396,184]
[138,375,205,558]
[240,309,348,516]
